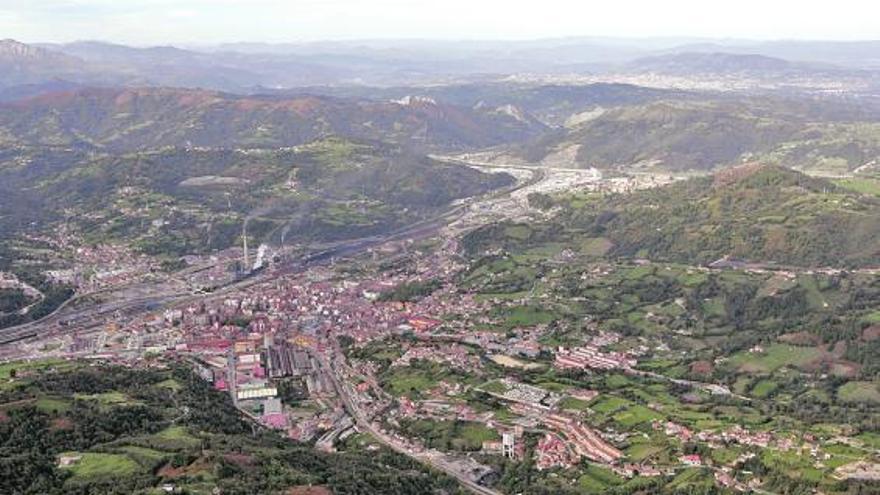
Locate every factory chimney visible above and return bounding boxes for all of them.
[242,221,249,270]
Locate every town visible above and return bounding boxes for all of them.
[1,162,878,495]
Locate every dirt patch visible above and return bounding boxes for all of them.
[830,361,861,378]
[286,487,333,495]
[158,455,213,479]
[179,175,249,187]
[157,463,184,478]
[738,362,765,374]
[50,417,74,431]
[689,360,714,375]
[835,461,880,481]
[800,356,827,373]
[862,325,880,342]
[223,453,255,468]
[778,332,821,346]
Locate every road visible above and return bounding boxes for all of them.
[317,350,503,495]
[0,160,544,348]
[0,160,544,493]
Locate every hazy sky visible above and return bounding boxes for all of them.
[0,0,877,45]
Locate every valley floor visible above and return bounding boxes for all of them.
[2,162,878,495]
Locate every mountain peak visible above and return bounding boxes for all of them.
[0,39,44,58]
[0,39,80,64]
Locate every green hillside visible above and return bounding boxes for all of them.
[0,138,513,257]
[465,165,880,268]
[513,99,880,173]
[0,361,465,495]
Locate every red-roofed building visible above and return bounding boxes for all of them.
[408,316,441,332]
[261,413,287,429]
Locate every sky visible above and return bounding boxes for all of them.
[0,0,877,45]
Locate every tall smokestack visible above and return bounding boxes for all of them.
[242,221,249,270]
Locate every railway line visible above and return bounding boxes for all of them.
[0,161,543,348]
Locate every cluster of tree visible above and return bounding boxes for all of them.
[377,278,442,303]
[0,287,32,313]
[0,361,472,494]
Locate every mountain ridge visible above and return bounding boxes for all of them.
[0,86,548,151]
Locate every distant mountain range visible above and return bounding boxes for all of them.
[0,39,98,88]
[0,38,877,96]
[623,52,837,76]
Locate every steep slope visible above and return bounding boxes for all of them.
[0,87,546,151]
[465,165,880,268]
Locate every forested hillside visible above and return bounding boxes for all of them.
[0,361,465,494]
[508,99,880,173]
[0,139,513,256]
[466,165,880,268]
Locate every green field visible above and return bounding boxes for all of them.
[399,419,499,451]
[837,381,880,404]
[614,405,664,427]
[579,237,613,256]
[117,446,169,464]
[147,425,201,450]
[499,305,558,328]
[480,380,510,395]
[835,177,880,197]
[667,468,714,491]
[578,464,625,493]
[625,442,665,462]
[559,397,592,411]
[382,368,439,397]
[590,396,631,415]
[60,452,141,480]
[35,396,71,413]
[863,310,880,324]
[0,358,69,380]
[728,344,822,373]
[74,391,136,407]
[504,225,533,240]
[750,379,779,398]
[459,423,500,446]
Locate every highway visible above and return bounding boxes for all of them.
[317,350,503,495]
